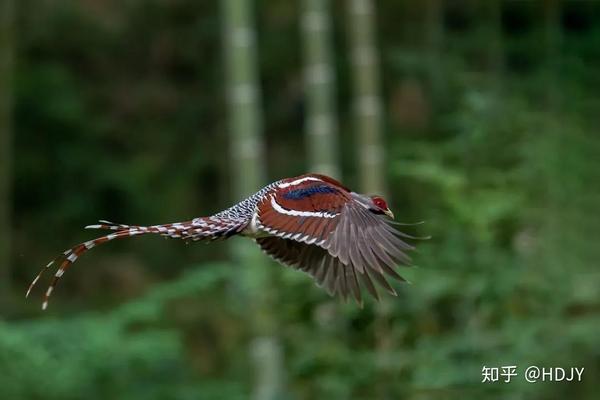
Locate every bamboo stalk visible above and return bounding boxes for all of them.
[347,1,391,397]
[0,0,14,300]
[348,0,384,195]
[302,0,340,179]
[222,1,283,399]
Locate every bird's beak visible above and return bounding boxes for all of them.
[384,209,395,219]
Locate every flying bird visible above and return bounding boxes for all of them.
[27,173,424,309]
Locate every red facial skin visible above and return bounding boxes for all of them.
[371,196,389,211]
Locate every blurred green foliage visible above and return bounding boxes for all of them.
[2,1,599,399]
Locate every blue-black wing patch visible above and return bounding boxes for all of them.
[283,185,339,200]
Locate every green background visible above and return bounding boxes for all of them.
[0,1,598,399]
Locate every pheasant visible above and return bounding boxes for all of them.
[27,173,423,309]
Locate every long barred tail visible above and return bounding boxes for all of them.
[27,217,245,310]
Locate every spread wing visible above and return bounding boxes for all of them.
[255,236,364,302]
[256,177,415,303]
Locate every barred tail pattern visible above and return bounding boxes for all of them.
[27,217,246,309]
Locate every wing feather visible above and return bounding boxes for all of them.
[257,177,350,244]
[360,268,380,300]
[348,267,362,305]
[254,175,419,303]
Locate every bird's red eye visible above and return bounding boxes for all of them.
[372,196,388,210]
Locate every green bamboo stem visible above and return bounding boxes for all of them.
[222,1,283,399]
[0,0,14,299]
[347,2,392,397]
[302,0,340,179]
[348,0,384,195]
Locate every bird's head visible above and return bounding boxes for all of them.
[365,195,394,219]
[350,192,395,219]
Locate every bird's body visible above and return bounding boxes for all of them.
[28,173,422,309]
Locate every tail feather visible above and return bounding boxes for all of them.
[84,220,131,230]
[27,217,245,310]
[27,228,148,310]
